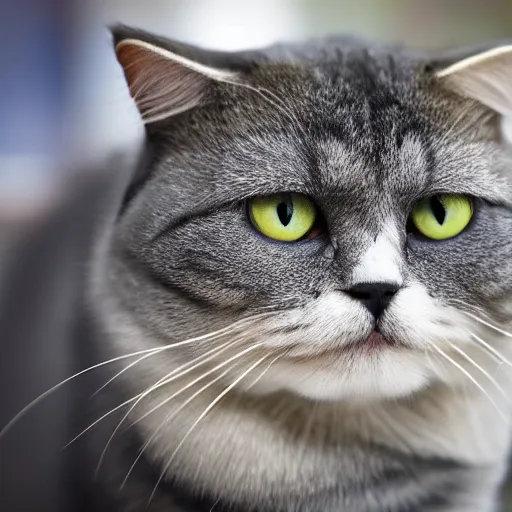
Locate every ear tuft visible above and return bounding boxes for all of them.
[435,46,512,117]
[115,39,239,124]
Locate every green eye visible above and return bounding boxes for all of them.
[249,193,317,242]
[410,194,473,240]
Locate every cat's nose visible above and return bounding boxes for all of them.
[346,282,400,319]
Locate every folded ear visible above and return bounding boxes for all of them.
[115,39,238,124]
[435,45,512,118]
[113,26,258,124]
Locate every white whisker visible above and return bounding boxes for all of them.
[91,317,263,398]
[148,353,270,504]
[459,309,512,339]
[209,498,221,512]
[0,312,274,439]
[68,339,237,452]
[431,345,507,422]
[121,358,244,488]
[0,347,163,439]
[236,82,308,140]
[466,335,503,366]
[469,332,512,368]
[447,297,487,315]
[243,353,283,392]
[447,342,510,403]
[94,338,246,474]
[131,343,265,429]
[64,395,141,449]
[92,350,165,398]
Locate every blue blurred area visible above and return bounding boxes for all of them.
[0,3,143,512]
[0,0,142,221]
[0,0,70,222]
[0,2,65,155]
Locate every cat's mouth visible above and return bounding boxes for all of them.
[339,330,393,354]
[285,330,396,361]
[361,330,392,349]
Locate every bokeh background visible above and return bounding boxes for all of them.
[0,1,510,511]
[103,0,512,50]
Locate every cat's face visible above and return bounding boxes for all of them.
[103,30,512,403]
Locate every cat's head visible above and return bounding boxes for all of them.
[100,26,512,402]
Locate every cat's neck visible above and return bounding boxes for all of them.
[120,375,509,510]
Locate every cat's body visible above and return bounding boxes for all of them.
[86,27,512,511]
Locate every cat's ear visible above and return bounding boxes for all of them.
[112,26,261,124]
[435,45,512,118]
[115,38,239,124]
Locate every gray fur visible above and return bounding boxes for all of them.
[89,27,512,511]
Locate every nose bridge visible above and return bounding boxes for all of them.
[350,223,403,286]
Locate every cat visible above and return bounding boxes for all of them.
[85,25,512,511]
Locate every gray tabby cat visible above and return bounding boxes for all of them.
[90,25,512,511]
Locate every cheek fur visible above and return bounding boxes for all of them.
[380,282,471,349]
[244,289,440,400]
[257,292,372,355]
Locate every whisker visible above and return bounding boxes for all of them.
[67,339,237,450]
[243,353,283,393]
[64,395,141,449]
[148,353,271,504]
[444,299,512,366]
[256,88,309,140]
[446,297,488,315]
[447,342,510,403]
[431,344,507,422]
[209,498,221,512]
[121,358,244,488]
[0,347,163,439]
[94,338,247,474]
[465,334,503,366]
[93,324,248,398]
[466,312,512,338]
[453,305,512,338]
[469,332,512,368]
[95,311,279,397]
[91,350,166,398]
[130,343,265,429]
[223,78,310,141]
[458,373,487,452]
[430,348,499,447]
[0,312,274,439]
[436,103,480,147]
[140,73,308,142]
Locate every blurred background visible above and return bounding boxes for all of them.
[0,1,510,511]
[102,0,512,50]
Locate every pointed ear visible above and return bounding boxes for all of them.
[435,45,512,117]
[114,37,240,124]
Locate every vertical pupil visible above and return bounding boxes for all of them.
[430,196,446,224]
[277,197,293,226]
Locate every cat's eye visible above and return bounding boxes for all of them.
[248,193,318,242]
[410,194,473,240]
